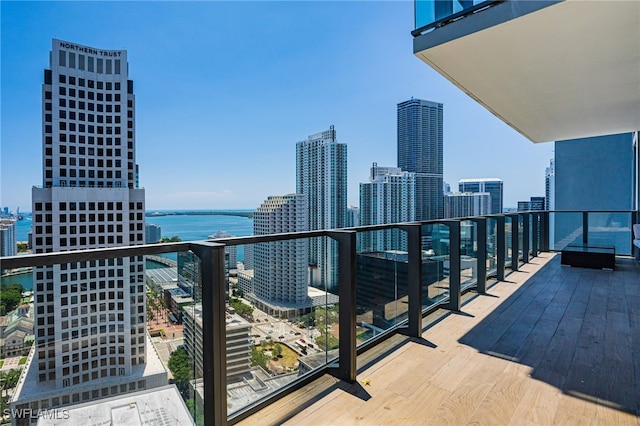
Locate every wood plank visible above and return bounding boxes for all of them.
[511,380,561,425]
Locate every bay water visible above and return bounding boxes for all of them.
[3,211,254,291]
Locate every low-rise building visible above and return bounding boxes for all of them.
[182,304,252,382]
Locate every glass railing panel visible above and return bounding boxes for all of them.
[8,252,181,423]
[155,250,203,424]
[356,228,409,345]
[505,216,513,268]
[486,218,498,277]
[551,212,583,251]
[518,215,524,263]
[421,224,450,310]
[226,235,335,416]
[415,0,496,31]
[587,212,632,256]
[460,220,478,291]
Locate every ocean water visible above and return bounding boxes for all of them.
[15,211,254,242]
[5,211,254,291]
[146,212,253,241]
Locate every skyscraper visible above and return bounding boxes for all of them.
[359,163,415,252]
[15,39,166,411]
[545,159,555,212]
[296,126,347,292]
[253,194,308,308]
[458,178,504,214]
[397,99,444,220]
[0,219,17,258]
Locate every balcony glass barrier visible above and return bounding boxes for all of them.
[421,224,450,310]
[486,218,498,277]
[6,250,196,425]
[224,236,339,416]
[2,211,635,425]
[505,215,513,268]
[587,212,632,256]
[414,0,498,33]
[356,229,409,344]
[518,214,524,263]
[551,212,583,251]
[460,220,478,291]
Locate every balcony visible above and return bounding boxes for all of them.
[2,210,638,424]
[412,0,640,143]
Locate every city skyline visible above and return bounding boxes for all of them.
[1,1,553,211]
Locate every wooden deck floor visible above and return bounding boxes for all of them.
[237,252,640,425]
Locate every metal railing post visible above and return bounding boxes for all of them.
[531,212,539,257]
[327,230,357,383]
[522,213,530,263]
[190,242,228,426]
[471,218,487,294]
[496,215,506,281]
[508,214,519,271]
[400,223,423,337]
[541,211,550,252]
[445,221,461,311]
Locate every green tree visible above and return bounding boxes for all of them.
[168,347,193,400]
[315,330,339,351]
[0,284,25,315]
[250,345,269,370]
[17,242,28,253]
[229,298,254,319]
[160,236,182,243]
[272,343,282,359]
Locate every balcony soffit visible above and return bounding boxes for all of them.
[414,0,640,143]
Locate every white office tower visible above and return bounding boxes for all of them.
[13,39,166,414]
[359,163,416,252]
[296,126,347,292]
[253,194,308,306]
[444,192,491,219]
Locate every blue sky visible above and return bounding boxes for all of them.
[1,1,553,211]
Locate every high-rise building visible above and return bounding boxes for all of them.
[145,223,161,243]
[444,192,491,219]
[252,194,309,315]
[209,230,238,271]
[346,206,360,228]
[397,99,444,220]
[458,178,503,214]
[0,219,17,258]
[359,163,415,252]
[545,159,555,212]
[14,39,166,412]
[529,196,545,211]
[296,126,347,292]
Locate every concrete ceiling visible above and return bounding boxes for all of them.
[414,0,640,143]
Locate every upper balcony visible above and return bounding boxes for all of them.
[412,0,640,143]
[2,210,639,424]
